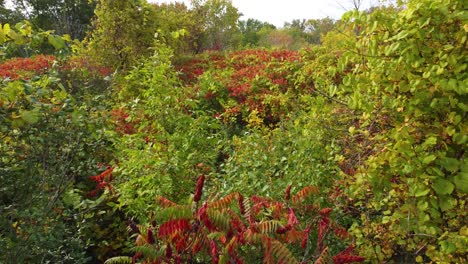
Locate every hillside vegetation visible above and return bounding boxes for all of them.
[0,0,466,263]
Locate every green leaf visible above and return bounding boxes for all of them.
[432,178,454,195]
[439,240,457,254]
[415,187,430,197]
[422,136,437,148]
[439,196,457,212]
[104,256,132,264]
[439,158,460,172]
[48,35,66,50]
[0,25,5,43]
[422,154,437,164]
[20,110,39,124]
[453,171,468,193]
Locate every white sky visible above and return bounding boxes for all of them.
[149,0,377,27]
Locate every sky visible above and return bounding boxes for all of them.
[149,0,377,27]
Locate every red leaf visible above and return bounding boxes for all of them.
[210,240,219,264]
[319,208,332,216]
[147,229,155,244]
[158,219,190,237]
[238,194,245,215]
[165,243,172,258]
[287,208,298,226]
[285,185,292,201]
[301,225,312,249]
[198,202,215,231]
[332,255,365,264]
[194,174,205,203]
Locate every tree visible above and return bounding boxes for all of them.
[284,19,307,31]
[191,0,242,51]
[284,18,336,45]
[85,0,154,69]
[239,18,276,47]
[0,0,25,25]
[260,29,295,49]
[259,27,309,50]
[149,2,200,55]
[304,17,336,44]
[12,0,95,40]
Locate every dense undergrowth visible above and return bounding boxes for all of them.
[0,0,466,263]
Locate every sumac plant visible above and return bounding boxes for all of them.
[178,49,302,128]
[106,175,364,264]
[0,55,55,80]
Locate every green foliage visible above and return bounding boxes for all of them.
[0,20,70,58]
[0,0,25,25]
[0,64,112,262]
[104,256,132,264]
[323,0,467,262]
[254,17,336,49]
[303,17,336,45]
[191,0,242,51]
[111,44,226,221]
[11,0,95,40]
[2,1,466,263]
[239,18,276,47]
[220,111,341,199]
[85,0,155,69]
[149,2,199,55]
[259,29,302,50]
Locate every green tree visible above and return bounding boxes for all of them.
[259,28,308,50]
[191,0,242,51]
[12,0,95,40]
[304,17,336,44]
[0,56,113,264]
[0,0,25,25]
[284,18,336,45]
[149,2,200,55]
[85,0,154,69]
[239,18,276,47]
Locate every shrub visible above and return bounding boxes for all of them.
[107,176,365,264]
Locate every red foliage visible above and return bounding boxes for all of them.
[158,219,190,237]
[292,186,319,205]
[62,56,111,77]
[285,184,292,201]
[210,240,219,264]
[238,193,246,215]
[301,225,312,249]
[88,167,113,197]
[332,223,349,239]
[287,208,299,227]
[317,210,331,249]
[155,196,178,208]
[129,183,364,264]
[0,55,55,80]
[0,55,110,80]
[176,49,302,126]
[194,174,205,203]
[111,108,137,135]
[147,229,155,244]
[165,243,172,258]
[319,208,332,216]
[198,202,216,231]
[332,245,365,264]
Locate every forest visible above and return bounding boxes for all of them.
[0,0,466,263]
